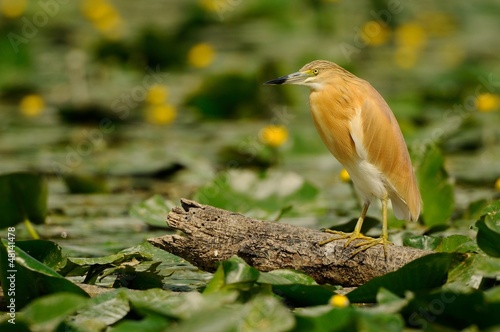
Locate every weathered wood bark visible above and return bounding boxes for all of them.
[148,199,431,287]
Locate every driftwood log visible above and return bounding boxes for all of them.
[148,199,431,287]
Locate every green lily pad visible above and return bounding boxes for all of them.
[347,253,464,303]
[129,195,176,228]
[18,293,88,332]
[64,289,130,331]
[403,235,442,250]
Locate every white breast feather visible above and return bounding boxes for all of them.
[348,110,387,202]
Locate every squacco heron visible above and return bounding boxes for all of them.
[265,60,421,257]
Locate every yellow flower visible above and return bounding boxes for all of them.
[1,0,26,18]
[361,21,391,46]
[476,93,500,112]
[145,104,176,125]
[259,125,288,147]
[339,168,351,182]
[146,85,169,105]
[495,178,500,191]
[395,22,427,50]
[81,0,123,38]
[20,94,45,117]
[188,43,215,69]
[329,294,350,308]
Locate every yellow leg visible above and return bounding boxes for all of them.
[350,196,392,258]
[318,198,392,258]
[318,202,372,246]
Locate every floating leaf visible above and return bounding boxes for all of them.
[127,288,238,320]
[63,174,108,194]
[347,253,464,303]
[0,172,47,227]
[130,195,176,228]
[65,290,130,331]
[19,293,88,332]
[403,235,441,250]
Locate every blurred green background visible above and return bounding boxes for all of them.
[1,0,499,256]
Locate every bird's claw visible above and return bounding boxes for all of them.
[350,237,393,259]
[318,229,392,259]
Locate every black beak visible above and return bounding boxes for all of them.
[264,76,288,85]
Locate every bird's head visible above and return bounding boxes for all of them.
[265,60,354,91]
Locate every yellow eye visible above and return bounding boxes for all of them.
[312,69,319,75]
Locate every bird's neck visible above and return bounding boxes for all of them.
[311,78,365,112]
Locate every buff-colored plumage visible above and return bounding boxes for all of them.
[265,60,421,256]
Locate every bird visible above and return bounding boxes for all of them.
[265,60,421,257]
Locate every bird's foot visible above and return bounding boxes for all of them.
[318,229,392,258]
[351,236,393,259]
[317,229,373,246]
